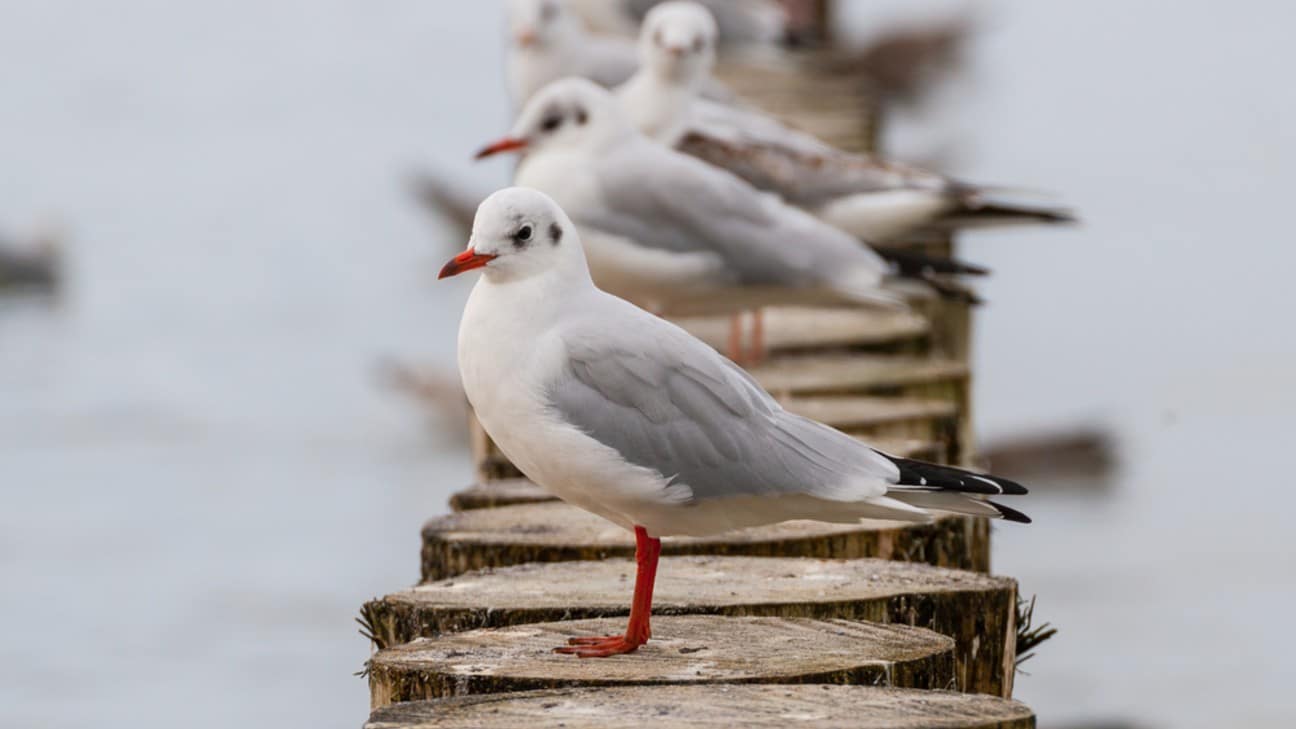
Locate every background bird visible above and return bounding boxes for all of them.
[476,77,915,359]
[618,1,1074,241]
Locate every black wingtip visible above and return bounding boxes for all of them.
[988,500,1032,524]
[881,453,1029,496]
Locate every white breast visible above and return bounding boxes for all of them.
[458,279,690,530]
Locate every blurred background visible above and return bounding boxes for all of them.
[2,1,1293,727]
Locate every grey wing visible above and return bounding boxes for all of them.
[548,314,898,503]
[585,140,887,288]
[681,101,955,206]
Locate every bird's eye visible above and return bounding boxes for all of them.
[541,114,562,132]
[653,29,665,46]
[515,225,533,243]
[575,107,588,125]
[540,2,557,21]
[693,36,705,52]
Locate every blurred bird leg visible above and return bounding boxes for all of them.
[726,313,744,362]
[749,308,766,364]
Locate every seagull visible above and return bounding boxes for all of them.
[475,76,907,360]
[616,1,1074,241]
[439,186,1030,657]
[505,0,731,107]
[565,0,787,46]
[506,0,641,106]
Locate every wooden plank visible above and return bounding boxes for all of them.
[673,306,930,353]
[714,52,879,154]
[750,354,968,395]
[365,686,1036,729]
[449,479,557,512]
[368,616,955,708]
[363,556,1018,697]
[420,502,991,581]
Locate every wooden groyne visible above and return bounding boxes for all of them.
[365,686,1035,729]
[419,502,991,579]
[370,616,956,708]
[364,4,1041,726]
[362,557,1017,698]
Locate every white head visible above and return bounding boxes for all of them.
[439,187,587,284]
[506,0,579,49]
[476,78,634,160]
[638,1,718,84]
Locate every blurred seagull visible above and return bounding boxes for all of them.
[566,0,786,46]
[439,186,1030,657]
[475,77,907,359]
[618,1,1074,241]
[505,0,730,107]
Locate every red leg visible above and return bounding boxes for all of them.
[555,525,661,657]
[748,309,765,364]
[726,313,745,363]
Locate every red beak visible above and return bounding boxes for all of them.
[438,248,497,279]
[475,136,529,160]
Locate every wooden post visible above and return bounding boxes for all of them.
[365,685,1036,729]
[363,556,1017,698]
[368,616,955,708]
[420,502,990,582]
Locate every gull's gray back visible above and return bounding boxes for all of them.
[580,139,887,289]
[546,307,897,503]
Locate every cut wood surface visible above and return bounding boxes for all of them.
[366,686,1036,729]
[368,616,955,708]
[366,556,1016,697]
[673,306,929,353]
[421,502,990,582]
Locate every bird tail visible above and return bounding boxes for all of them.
[938,187,1077,230]
[876,453,1031,523]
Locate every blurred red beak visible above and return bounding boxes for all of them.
[475,137,528,160]
[516,29,537,47]
[438,248,497,279]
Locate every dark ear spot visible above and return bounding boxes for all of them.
[549,222,563,245]
[575,107,588,125]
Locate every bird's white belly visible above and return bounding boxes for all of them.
[458,283,693,532]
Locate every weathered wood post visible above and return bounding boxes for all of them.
[365,686,1036,729]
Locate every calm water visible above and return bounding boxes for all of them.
[1,2,1292,727]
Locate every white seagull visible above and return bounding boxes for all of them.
[439,187,1030,657]
[504,0,730,107]
[475,77,900,325]
[566,0,787,46]
[617,1,1074,241]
